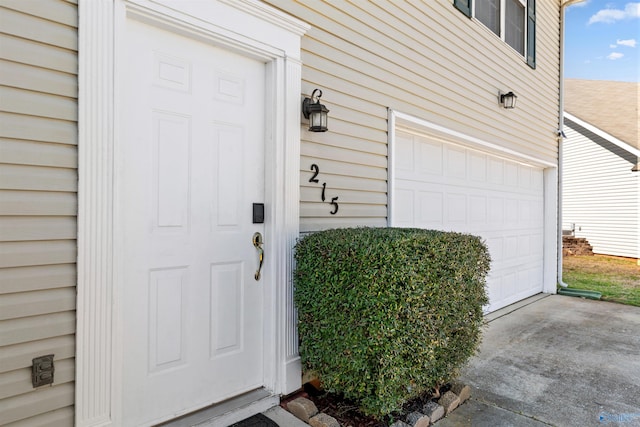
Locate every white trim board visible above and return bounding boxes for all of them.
[77,1,307,425]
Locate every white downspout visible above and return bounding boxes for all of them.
[557,0,584,287]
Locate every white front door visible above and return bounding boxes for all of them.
[120,18,266,426]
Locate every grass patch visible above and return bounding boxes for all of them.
[562,255,640,307]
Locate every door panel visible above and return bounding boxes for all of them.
[121,18,266,426]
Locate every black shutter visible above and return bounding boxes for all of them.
[454,0,472,18]
[527,0,536,68]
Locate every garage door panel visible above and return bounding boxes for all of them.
[532,233,544,255]
[399,170,540,198]
[393,130,545,312]
[469,152,487,182]
[488,158,504,184]
[397,188,541,231]
[469,195,487,224]
[421,140,443,175]
[419,191,443,224]
[505,163,519,188]
[503,198,519,226]
[519,167,532,189]
[395,134,446,179]
[488,197,505,223]
[532,169,544,191]
[485,236,503,261]
[446,193,467,224]
[518,235,532,257]
[393,189,415,225]
[395,133,415,172]
[486,276,503,304]
[445,146,466,179]
[519,200,533,224]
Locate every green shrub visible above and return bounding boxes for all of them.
[294,227,490,418]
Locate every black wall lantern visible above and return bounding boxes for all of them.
[303,89,329,132]
[499,91,518,109]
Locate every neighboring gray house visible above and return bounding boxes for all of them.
[1,0,574,425]
[562,79,639,260]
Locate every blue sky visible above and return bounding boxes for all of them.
[564,1,640,82]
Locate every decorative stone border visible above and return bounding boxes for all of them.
[284,383,471,426]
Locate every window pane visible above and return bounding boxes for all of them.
[476,0,500,36]
[506,0,525,55]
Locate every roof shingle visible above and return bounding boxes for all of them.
[564,79,639,150]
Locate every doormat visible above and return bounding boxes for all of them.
[230,413,279,427]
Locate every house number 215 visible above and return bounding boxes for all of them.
[309,164,339,215]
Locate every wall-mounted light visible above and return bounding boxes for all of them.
[303,89,329,132]
[499,91,518,109]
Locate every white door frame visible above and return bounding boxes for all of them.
[77,1,308,425]
[387,110,559,298]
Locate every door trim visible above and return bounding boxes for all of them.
[77,1,308,425]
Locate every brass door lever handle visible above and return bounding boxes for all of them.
[252,232,264,281]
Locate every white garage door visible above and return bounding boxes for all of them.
[391,129,545,312]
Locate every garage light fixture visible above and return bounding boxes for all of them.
[303,88,329,132]
[499,91,518,109]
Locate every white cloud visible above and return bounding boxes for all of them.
[610,44,618,48]
[607,52,624,60]
[590,8,626,23]
[617,38,638,47]
[627,2,640,17]
[588,2,640,24]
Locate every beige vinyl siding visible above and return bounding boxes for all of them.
[562,120,639,259]
[265,0,561,232]
[0,1,77,426]
[2,407,75,427]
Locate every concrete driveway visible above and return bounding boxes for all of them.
[438,294,640,427]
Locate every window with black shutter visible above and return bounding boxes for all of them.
[454,0,536,69]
